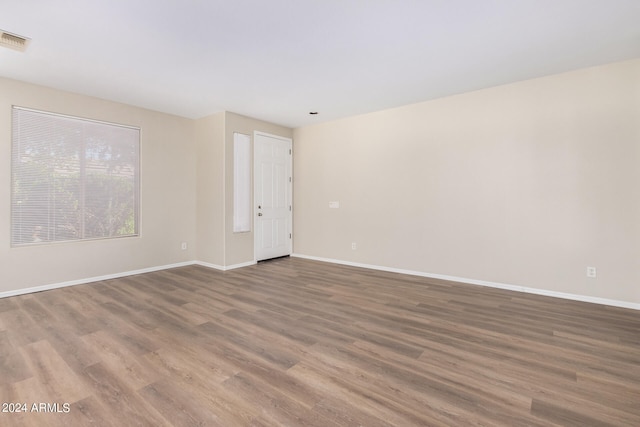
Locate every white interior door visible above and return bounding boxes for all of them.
[254,132,292,261]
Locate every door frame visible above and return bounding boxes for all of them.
[253,131,293,261]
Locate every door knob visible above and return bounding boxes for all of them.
[258,213,263,216]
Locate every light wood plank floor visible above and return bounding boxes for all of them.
[1,257,639,426]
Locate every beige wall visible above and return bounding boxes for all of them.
[0,77,197,293]
[3,60,638,306]
[223,112,293,266]
[0,79,293,294]
[195,112,225,266]
[293,59,640,304]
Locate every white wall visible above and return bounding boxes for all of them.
[293,59,640,305]
[0,77,197,293]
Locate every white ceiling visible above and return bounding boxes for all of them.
[1,1,639,128]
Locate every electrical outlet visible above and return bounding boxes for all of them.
[586,266,596,278]
[181,242,188,250]
[351,242,357,250]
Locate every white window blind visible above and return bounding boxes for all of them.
[233,132,251,232]
[11,107,140,246]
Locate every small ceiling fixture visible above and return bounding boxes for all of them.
[0,30,30,52]
[309,111,318,115]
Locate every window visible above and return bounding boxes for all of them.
[11,107,140,246]
[233,132,251,232]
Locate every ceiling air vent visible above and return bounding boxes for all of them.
[0,30,30,52]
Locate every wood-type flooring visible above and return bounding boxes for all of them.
[0,257,639,426]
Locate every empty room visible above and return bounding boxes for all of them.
[1,1,639,426]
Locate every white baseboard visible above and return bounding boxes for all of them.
[193,260,225,271]
[0,259,264,300]
[195,260,256,271]
[291,253,640,311]
[0,261,198,299]
[3,255,638,311]
[225,260,258,270]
